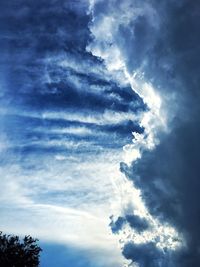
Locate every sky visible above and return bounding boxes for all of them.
[0,0,200,267]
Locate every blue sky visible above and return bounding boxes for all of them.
[1,1,200,267]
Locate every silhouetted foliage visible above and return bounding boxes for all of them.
[0,231,42,267]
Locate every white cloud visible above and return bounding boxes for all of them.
[0,107,138,127]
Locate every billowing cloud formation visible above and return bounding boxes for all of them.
[123,242,165,267]
[110,214,149,234]
[88,0,200,266]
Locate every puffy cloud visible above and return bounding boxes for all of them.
[122,242,165,267]
[110,214,149,234]
[88,0,200,266]
[124,120,200,266]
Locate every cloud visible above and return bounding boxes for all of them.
[0,148,126,267]
[0,1,145,266]
[88,0,200,266]
[124,120,200,266]
[110,214,149,234]
[122,242,165,267]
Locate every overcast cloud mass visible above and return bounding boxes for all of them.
[0,0,200,266]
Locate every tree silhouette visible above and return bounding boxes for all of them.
[0,231,42,267]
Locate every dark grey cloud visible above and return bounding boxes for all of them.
[122,242,165,267]
[123,119,200,266]
[117,0,200,113]
[110,214,149,233]
[101,0,200,266]
[90,0,200,266]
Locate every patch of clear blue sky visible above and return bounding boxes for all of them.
[40,243,116,267]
